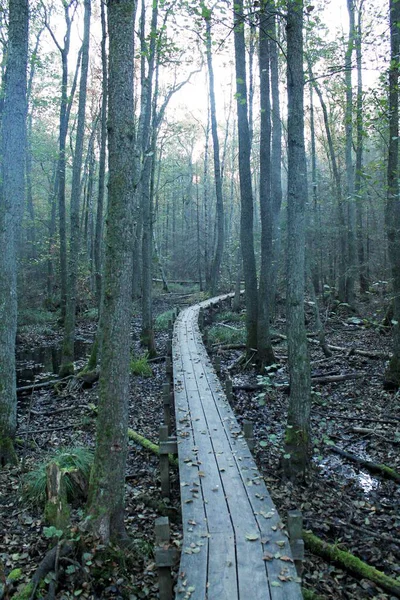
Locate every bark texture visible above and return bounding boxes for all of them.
[284,0,311,477]
[86,0,136,542]
[257,1,274,367]
[205,10,224,295]
[60,0,91,377]
[0,0,28,464]
[233,0,258,350]
[385,0,400,389]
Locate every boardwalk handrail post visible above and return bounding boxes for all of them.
[163,382,172,434]
[198,307,205,330]
[243,420,255,452]
[214,355,221,375]
[287,509,304,576]
[155,516,175,600]
[159,425,171,498]
[225,377,233,401]
[203,329,208,348]
[165,356,172,382]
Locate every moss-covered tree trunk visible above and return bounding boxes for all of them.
[86,0,136,543]
[0,0,28,465]
[385,0,400,389]
[283,0,311,478]
[233,0,258,351]
[60,0,91,377]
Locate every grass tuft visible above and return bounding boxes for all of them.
[208,324,245,346]
[130,355,153,377]
[155,310,175,331]
[23,447,93,506]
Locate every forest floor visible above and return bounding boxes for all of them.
[0,289,399,599]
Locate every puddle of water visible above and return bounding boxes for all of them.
[16,339,92,385]
[315,454,380,494]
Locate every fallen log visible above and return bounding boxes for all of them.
[303,530,400,598]
[350,427,400,444]
[324,413,399,426]
[308,338,389,360]
[128,429,178,467]
[17,376,73,395]
[329,445,400,482]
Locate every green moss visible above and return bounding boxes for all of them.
[0,436,18,466]
[58,362,74,378]
[378,464,400,482]
[302,588,324,600]
[128,428,178,467]
[303,531,400,596]
[384,355,400,390]
[7,568,22,582]
[44,495,70,530]
[11,582,34,600]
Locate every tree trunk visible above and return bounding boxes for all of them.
[384,0,400,390]
[233,0,258,350]
[140,0,158,357]
[60,0,91,377]
[0,0,28,465]
[345,0,356,306]
[257,1,274,367]
[205,10,224,295]
[283,0,311,478]
[355,1,368,295]
[94,0,107,311]
[86,0,136,543]
[270,11,283,313]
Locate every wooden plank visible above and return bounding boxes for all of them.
[173,300,302,600]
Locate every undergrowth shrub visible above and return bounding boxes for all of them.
[18,308,58,327]
[23,447,93,506]
[208,324,245,345]
[130,354,153,377]
[155,310,175,331]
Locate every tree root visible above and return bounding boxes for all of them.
[11,541,75,600]
[329,445,400,482]
[303,531,400,598]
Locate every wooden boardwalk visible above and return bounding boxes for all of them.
[173,295,303,600]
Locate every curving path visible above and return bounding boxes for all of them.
[173,295,303,600]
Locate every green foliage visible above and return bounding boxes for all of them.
[218,310,245,323]
[130,355,153,377]
[208,324,245,346]
[24,447,93,506]
[43,526,63,539]
[18,308,58,327]
[80,308,98,321]
[155,310,175,331]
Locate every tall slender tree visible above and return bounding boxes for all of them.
[233,0,258,350]
[86,0,136,543]
[0,0,29,464]
[345,0,356,306]
[60,0,91,377]
[257,0,274,367]
[283,0,311,478]
[384,0,400,389]
[203,5,224,295]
